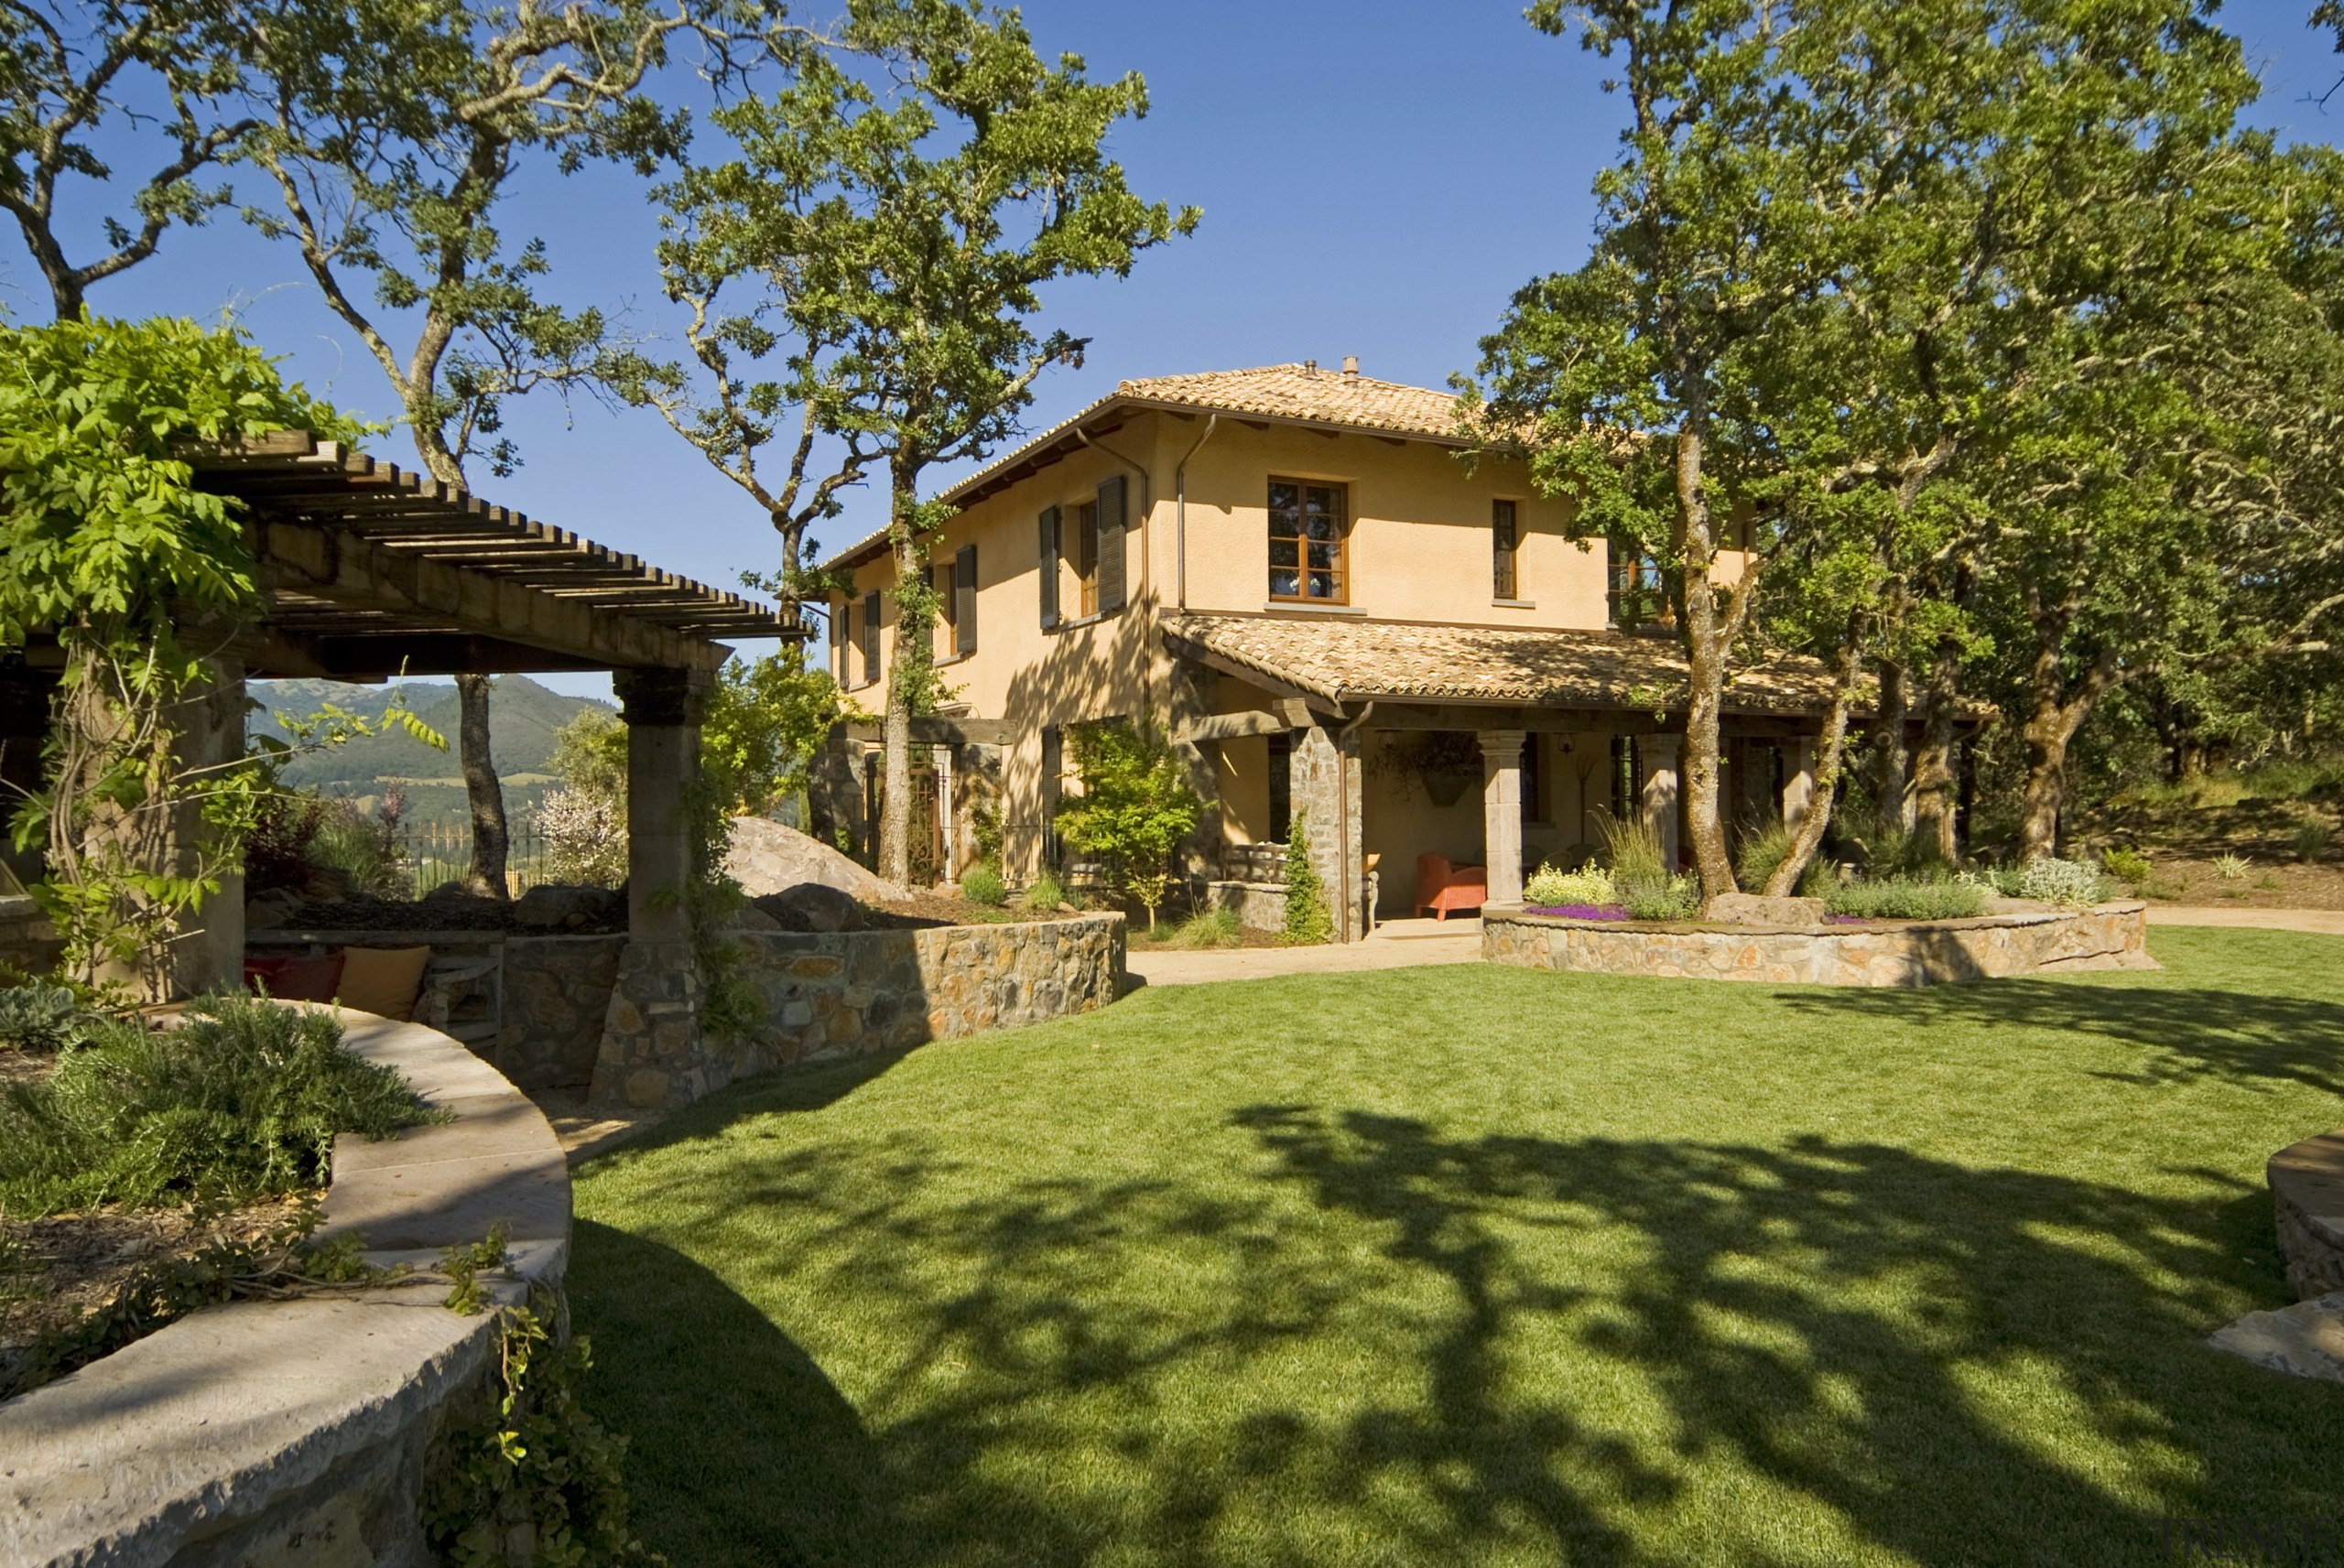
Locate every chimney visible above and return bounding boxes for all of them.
[1342,355,1359,378]
[1302,358,1318,376]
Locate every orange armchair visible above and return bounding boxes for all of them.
[1416,852,1489,920]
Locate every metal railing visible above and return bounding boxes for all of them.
[396,823,555,899]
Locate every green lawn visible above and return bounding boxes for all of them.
[570,928,2344,1568]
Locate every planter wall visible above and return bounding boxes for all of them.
[2273,1127,2344,1302]
[0,1009,568,1568]
[0,894,60,977]
[1481,900,2152,988]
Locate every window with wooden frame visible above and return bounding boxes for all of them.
[1492,499,1520,600]
[859,589,881,686]
[1268,478,1348,602]
[933,562,956,659]
[931,546,977,661]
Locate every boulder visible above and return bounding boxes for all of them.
[513,882,623,931]
[1704,892,1827,927]
[301,865,353,902]
[732,903,782,932]
[758,882,869,934]
[244,888,303,933]
[726,816,903,903]
[2208,1292,2344,1385]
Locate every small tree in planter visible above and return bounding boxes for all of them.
[1053,721,1201,932]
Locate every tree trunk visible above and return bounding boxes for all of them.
[877,462,931,885]
[457,674,509,897]
[1672,429,1736,899]
[1873,656,1909,831]
[1765,624,1861,898]
[2016,650,2116,863]
[1910,638,1961,865]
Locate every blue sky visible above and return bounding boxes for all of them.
[11,0,2339,697]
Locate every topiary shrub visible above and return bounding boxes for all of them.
[1282,814,1333,944]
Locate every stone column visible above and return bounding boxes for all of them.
[590,665,718,1118]
[1636,731,1683,870]
[1290,722,1365,941]
[1783,735,1819,830]
[1479,730,1526,905]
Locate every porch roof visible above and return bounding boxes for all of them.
[1161,612,1861,719]
[189,432,802,680]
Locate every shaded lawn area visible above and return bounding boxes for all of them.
[570,927,2344,1568]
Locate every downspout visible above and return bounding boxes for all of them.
[1172,414,1221,612]
[1336,700,1377,940]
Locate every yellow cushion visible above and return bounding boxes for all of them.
[337,946,430,1022]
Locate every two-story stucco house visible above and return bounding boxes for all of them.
[819,360,1845,939]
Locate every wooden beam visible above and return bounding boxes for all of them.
[255,518,733,674]
[1176,698,1318,743]
[838,716,1018,747]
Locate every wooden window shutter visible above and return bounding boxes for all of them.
[1095,475,1127,613]
[862,589,881,686]
[828,598,846,683]
[955,546,977,656]
[1038,506,1061,628]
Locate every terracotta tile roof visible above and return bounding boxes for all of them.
[1161,612,1858,718]
[1115,362,1466,441]
[821,362,1475,571]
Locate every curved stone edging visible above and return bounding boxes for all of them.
[2273,1127,2344,1302]
[1481,900,2152,987]
[0,1007,569,1568]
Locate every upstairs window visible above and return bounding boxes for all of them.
[1607,545,1666,629]
[1070,500,1101,617]
[1269,478,1347,603]
[1492,499,1519,600]
[860,589,881,686]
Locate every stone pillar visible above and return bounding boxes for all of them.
[1290,722,1365,941]
[1479,730,1526,905]
[1636,731,1683,870]
[1783,735,1819,830]
[589,666,719,1118]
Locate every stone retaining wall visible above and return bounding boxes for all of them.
[721,912,1123,1079]
[0,1009,567,1567]
[2273,1127,2344,1301]
[1481,900,2152,987]
[0,893,59,977]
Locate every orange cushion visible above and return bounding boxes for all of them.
[336,946,430,1022]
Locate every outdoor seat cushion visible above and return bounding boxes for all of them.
[244,951,344,1003]
[336,945,430,1022]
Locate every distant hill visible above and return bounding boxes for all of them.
[252,676,616,817]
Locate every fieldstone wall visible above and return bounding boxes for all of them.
[1207,880,1287,932]
[499,935,626,1092]
[736,912,1123,1069]
[2273,1127,2344,1301]
[0,1009,568,1567]
[0,893,59,976]
[1482,900,2152,987]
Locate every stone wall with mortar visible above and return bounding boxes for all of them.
[0,1008,568,1567]
[1206,880,1287,933]
[1481,900,2151,987]
[738,913,1123,1072]
[2273,1127,2344,1301]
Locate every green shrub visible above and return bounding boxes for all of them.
[0,992,442,1216]
[1597,811,1669,886]
[960,864,1008,906]
[1282,814,1333,944]
[1823,877,1988,921]
[1523,863,1618,907]
[1018,873,1068,913]
[1735,821,1796,892]
[1620,874,1698,922]
[2294,820,2332,864]
[307,795,410,898]
[1170,909,1243,948]
[2014,856,2111,906]
[2212,852,2251,881]
[2100,847,2153,884]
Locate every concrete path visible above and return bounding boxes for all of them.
[2145,905,2344,935]
[1127,916,1485,989]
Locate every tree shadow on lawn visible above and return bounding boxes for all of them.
[575,1078,2344,1567]
[1771,978,2344,1096]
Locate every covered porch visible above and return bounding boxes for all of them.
[1165,614,1856,939]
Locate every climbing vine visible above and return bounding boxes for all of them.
[0,316,367,981]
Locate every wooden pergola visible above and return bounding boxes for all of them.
[1,432,802,1112]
